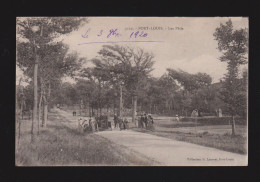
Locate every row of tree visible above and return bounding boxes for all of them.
[16,18,248,138]
[16,17,88,142]
[53,69,229,116]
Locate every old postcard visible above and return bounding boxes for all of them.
[16,17,248,166]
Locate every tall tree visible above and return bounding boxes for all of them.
[39,43,85,126]
[80,66,111,116]
[213,19,248,135]
[94,45,155,123]
[16,17,87,141]
[167,69,212,116]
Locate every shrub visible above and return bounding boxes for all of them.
[180,116,246,125]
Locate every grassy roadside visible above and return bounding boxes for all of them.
[15,111,158,166]
[131,128,247,155]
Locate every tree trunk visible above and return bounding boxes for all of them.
[38,96,42,134]
[16,78,21,123]
[38,79,43,135]
[21,103,24,119]
[88,102,91,117]
[43,102,48,127]
[132,95,137,125]
[32,56,39,142]
[18,114,21,147]
[113,97,116,115]
[42,94,47,127]
[119,85,123,117]
[48,83,51,112]
[16,77,22,148]
[231,115,236,135]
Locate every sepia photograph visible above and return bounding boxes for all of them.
[16,17,248,166]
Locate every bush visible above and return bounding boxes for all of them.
[180,116,247,125]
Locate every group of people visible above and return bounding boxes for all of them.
[114,114,129,130]
[215,108,223,117]
[78,112,156,132]
[139,113,154,130]
[78,116,99,133]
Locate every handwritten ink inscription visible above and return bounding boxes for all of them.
[81,28,148,39]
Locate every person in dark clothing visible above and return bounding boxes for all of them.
[144,113,148,129]
[198,109,202,117]
[118,118,124,130]
[123,118,129,130]
[148,114,154,124]
[147,114,155,131]
[140,114,144,128]
[114,114,118,128]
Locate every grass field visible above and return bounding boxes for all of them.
[15,110,157,166]
[131,116,247,155]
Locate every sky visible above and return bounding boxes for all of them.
[16,17,248,85]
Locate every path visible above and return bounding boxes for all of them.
[54,108,247,166]
[97,130,247,166]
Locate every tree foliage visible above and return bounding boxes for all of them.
[213,19,248,115]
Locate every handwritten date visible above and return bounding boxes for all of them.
[81,29,148,39]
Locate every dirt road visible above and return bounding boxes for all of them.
[97,130,247,166]
[55,109,247,166]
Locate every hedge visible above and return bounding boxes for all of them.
[180,116,247,125]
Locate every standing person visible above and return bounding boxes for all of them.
[147,114,153,129]
[114,114,118,128]
[218,108,222,117]
[148,114,154,124]
[144,113,148,129]
[191,109,198,132]
[124,118,129,130]
[95,117,99,132]
[78,117,83,133]
[140,114,144,128]
[119,117,123,131]
[198,109,201,117]
[195,109,198,129]
[89,117,94,133]
[176,115,180,122]
[89,117,96,133]
[82,118,88,131]
[121,118,125,130]
[147,114,154,130]
[215,109,219,117]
